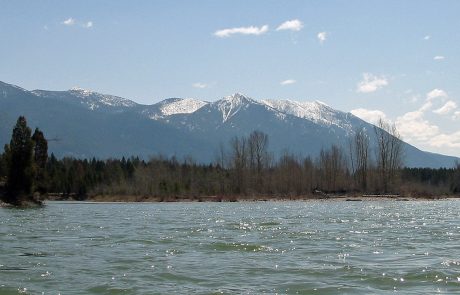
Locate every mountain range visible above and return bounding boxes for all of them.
[0,81,458,168]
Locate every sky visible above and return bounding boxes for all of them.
[1,0,460,157]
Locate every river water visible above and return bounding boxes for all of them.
[1,201,460,294]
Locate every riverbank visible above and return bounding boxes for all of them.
[0,190,45,208]
[0,199,44,208]
[5,192,458,206]
[80,194,460,203]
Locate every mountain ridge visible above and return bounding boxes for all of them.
[0,80,458,168]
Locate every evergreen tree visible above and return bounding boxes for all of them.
[0,146,7,179]
[5,116,35,203]
[32,128,48,193]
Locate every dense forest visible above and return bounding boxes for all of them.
[0,117,459,203]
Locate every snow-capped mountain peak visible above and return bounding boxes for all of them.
[215,93,260,122]
[159,98,208,116]
[69,87,94,96]
[67,88,137,109]
[142,98,208,120]
[223,92,252,102]
[2,79,458,168]
[314,100,330,107]
[227,92,263,105]
[261,98,351,130]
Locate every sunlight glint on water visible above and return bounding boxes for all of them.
[1,201,460,294]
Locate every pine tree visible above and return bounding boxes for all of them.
[0,145,7,179]
[32,128,48,193]
[5,116,35,204]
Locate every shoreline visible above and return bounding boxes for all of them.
[52,194,460,203]
[4,194,460,207]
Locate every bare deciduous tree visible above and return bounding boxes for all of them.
[216,142,227,194]
[349,128,370,191]
[230,136,248,194]
[374,118,404,193]
[318,145,348,192]
[248,131,269,191]
[248,130,269,174]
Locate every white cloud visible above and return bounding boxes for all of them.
[433,100,457,115]
[62,18,75,26]
[356,73,388,93]
[453,111,460,120]
[426,88,447,101]
[317,32,327,44]
[424,35,431,40]
[419,101,433,112]
[419,89,446,112]
[351,90,460,156]
[276,19,303,32]
[396,110,440,142]
[434,55,445,60]
[393,88,460,155]
[280,79,296,86]
[214,25,269,38]
[349,88,460,155]
[83,21,93,28]
[429,132,460,149]
[350,108,387,125]
[192,82,208,89]
[62,18,93,29]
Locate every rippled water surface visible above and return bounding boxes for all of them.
[1,201,460,294]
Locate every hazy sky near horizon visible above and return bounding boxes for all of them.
[1,0,460,157]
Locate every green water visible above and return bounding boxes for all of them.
[1,201,460,294]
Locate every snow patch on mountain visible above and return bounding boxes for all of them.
[68,87,137,108]
[213,93,260,122]
[160,98,208,116]
[261,99,352,131]
[0,81,28,98]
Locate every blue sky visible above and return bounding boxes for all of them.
[1,0,460,157]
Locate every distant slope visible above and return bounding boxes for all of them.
[0,81,458,167]
[0,81,210,160]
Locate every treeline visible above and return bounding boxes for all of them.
[0,116,48,205]
[1,117,459,202]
